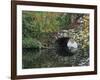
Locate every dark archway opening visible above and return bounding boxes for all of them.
[55,37,74,57]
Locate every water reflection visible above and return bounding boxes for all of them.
[22,48,83,69]
[55,47,75,56]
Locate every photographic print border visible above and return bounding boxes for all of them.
[11,0,97,80]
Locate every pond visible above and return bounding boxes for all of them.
[22,48,89,69]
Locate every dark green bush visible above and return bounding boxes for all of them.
[22,37,42,48]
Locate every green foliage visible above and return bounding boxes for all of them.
[22,11,72,48]
[22,38,42,48]
[57,14,71,29]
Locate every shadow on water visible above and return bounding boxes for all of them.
[55,47,74,57]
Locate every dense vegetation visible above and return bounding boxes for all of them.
[22,11,89,68]
[22,11,83,48]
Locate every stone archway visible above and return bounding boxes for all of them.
[55,37,75,56]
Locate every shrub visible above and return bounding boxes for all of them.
[22,37,42,49]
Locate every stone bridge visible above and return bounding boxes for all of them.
[53,29,76,40]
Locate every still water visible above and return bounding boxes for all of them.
[22,48,88,69]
